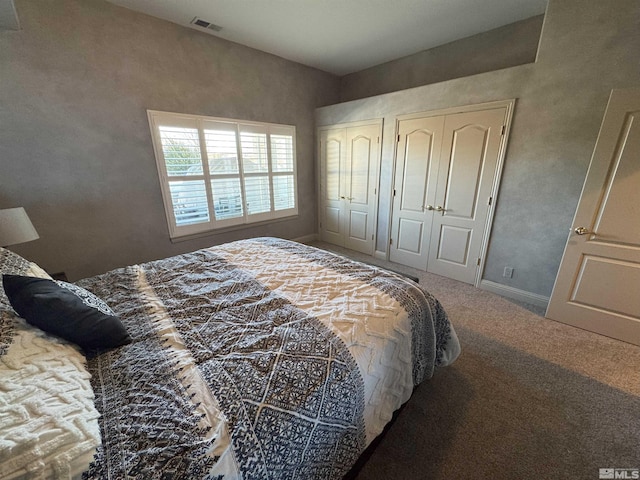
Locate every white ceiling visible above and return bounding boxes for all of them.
[106,0,547,76]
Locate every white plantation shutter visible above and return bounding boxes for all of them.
[203,121,244,225]
[168,180,209,226]
[240,126,271,220]
[148,111,297,238]
[159,126,202,176]
[210,178,243,220]
[270,131,296,212]
[204,126,239,174]
[273,175,295,211]
[271,134,294,172]
[156,121,211,232]
[244,176,271,215]
[239,129,269,173]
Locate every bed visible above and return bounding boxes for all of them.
[0,237,460,479]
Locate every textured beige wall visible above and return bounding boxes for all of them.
[316,0,640,298]
[340,14,544,102]
[0,0,340,280]
[0,0,20,29]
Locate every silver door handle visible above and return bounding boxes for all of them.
[574,226,593,235]
[340,196,346,199]
[435,206,445,212]
[424,205,434,211]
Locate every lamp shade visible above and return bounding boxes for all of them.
[0,207,40,247]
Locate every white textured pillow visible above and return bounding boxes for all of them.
[0,247,101,479]
[0,312,101,479]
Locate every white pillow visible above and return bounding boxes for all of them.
[0,247,101,479]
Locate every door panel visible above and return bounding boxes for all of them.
[402,130,434,211]
[547,88,640,345]
[325,206,341,234]
[344,124,380,254]
[592,125,640,243]
[325,138,342,201]
[319,129,346,246]
[350,136,371,204]
[390,116,445,269]
[397,219,424,254]
[349,211,368,241]
[427,108,506,283]
[570,256,640,317]
[319,122,381,255]
[444,126,486,219]
[437,225,472,265]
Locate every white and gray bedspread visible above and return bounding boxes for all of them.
[78,237,460,479]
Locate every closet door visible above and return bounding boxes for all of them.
[389,116,444,269]
[427,108,506,283]
[343,124,380,254]
[319,128,346,246]
[319,122,381,255]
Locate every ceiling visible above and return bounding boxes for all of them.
[106,0,548,76]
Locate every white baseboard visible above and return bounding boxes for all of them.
[292,233,318,244]
[373,250,387,261]
[479,280,550,309]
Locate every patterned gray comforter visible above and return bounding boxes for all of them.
[78,238,460,479]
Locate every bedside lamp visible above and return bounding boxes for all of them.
[0,207,40,248]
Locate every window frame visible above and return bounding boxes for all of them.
[148,110,298,239]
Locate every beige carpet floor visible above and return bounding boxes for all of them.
[311,242,640,480]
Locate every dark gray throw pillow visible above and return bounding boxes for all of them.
[2,274,131,354]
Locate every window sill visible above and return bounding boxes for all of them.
[169,214,299,243]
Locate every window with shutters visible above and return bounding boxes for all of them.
[148,110,298,239]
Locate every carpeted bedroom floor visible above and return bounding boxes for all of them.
[311,242,640,480]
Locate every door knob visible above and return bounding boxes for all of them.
[424,205,434,211]
[574,226,593,235]
[435,206,445,212]
[340,196,346,199]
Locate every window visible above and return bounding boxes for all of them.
[148,110,298,239]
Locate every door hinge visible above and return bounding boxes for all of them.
[319,222,322,229]
[372,234,374,240]
[476,258,481,266]
[397,134,400,142]
[377,136,380,144]
[488,196,493,206]
[374,188,377,195]
[390,238,393,245]
[501,125,506,135]
[393,189,396,197]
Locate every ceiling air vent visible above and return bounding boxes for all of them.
[190,17,222,32]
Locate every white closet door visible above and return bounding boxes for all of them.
[319,128,346,246]
[319,121,381,254]
[389,116,444,269]
[427,108,506,284]
[344,124,380,254]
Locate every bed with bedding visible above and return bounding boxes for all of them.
[0,237,460,479]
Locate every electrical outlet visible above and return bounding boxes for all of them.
[503,267,514,278]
